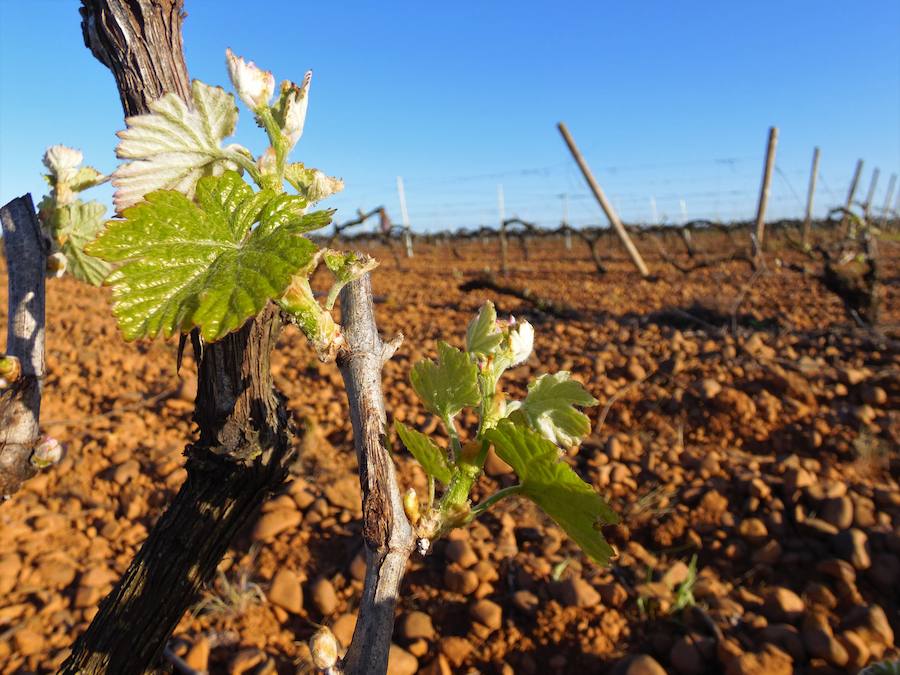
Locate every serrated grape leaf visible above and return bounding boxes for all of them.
[466,301,503,356]
[394,420,452,484]
[88,171,331,342]
[112,80,247,211]
[510,372,598,447]
[486,420,617,565]
[55,201,112,286]
[411,341,480,419]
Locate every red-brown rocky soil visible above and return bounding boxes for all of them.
[1,233,898,674]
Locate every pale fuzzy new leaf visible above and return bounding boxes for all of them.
[411,341,481,420]
[284,163,344,202]
[68,166,108,193]
[466,301,503,356]
[514,372,598,447]
[486,420,617,565]
[271,72,312,150]
[394,420,452,484]
[112,80,246,211]
[54,201,112,286]
[88,171,328,342]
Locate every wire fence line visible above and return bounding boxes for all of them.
[326,152,896,234]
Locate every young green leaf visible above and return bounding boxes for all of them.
[89,171,331,342]
[508,372,598,448]
[112,80,250,211]
[466,301,503,356]
[394,420,453,484]
[486,420,617,565]
[54,201,112,286]
[411,341,481,419]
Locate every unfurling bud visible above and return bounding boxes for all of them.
[42,145,83,183]
[277,72,312,150]
[403,488,420,525]
[508,319,534,366]
[309,626,339,671]
[32,436,63,469]
[225,48,275,111]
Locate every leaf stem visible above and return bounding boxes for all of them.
[468,484,523,522]
[442,413,462,461]
[426,475,435,511]
[227,150,263,187]
[256,107,287,185]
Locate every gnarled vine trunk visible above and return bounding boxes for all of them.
[61,2,297,672]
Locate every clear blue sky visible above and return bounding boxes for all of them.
[2,1,898,231]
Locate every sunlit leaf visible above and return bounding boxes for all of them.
[395,420,452,484]
[466,301,503,356]
[411,341,480,419]
[509,372,598,447]
[55,201,112,286]
[89,171,330,341]
[112,80,250,211]
[486,420,617,564]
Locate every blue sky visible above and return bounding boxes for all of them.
[1,1,898,231]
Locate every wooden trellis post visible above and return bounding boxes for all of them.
[880,173,897,223]
[862,168,880,219]
[801,146,820,248]
[396,176,413,258]
[754,126,778,251]
[561,192,572,250]
[842,159,865,236]
[557,122,649,277]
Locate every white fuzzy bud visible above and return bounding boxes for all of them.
[32,436,63,468]
[508,319,534,366]
[43,145,83,181]
[279,72,312,150]
[225,48,275,111]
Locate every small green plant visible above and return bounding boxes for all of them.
[672,554,698,612]
[852,430,891,465]
[396,301,618,563]
[637,555,697,617]
[191,550,265,618]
